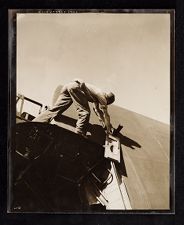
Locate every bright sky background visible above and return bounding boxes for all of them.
[16,12,170,124]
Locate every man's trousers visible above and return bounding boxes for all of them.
[33,81,90,135]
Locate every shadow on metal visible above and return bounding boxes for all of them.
[55,114,141,149]
[54,114,142,177]
[11,122,116,212]
[117,133,141,150]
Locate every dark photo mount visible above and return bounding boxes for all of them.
[1,0,184,225]
[9,9,173,213]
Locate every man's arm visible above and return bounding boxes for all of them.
[93,103,112,133]
[93,102,105,126]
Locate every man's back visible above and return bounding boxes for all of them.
[80,82,108,106]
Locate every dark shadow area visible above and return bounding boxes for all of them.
[13,122,107,212]
[55,115,130,176]
[118,132,142,150]
[54,115,141,178]
[55,114,141,150]
[55,114,76,127]
[87,124,106,145]
[55,115,106,145]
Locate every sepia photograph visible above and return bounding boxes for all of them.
[8,10,174,213]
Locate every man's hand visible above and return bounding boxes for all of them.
[106,124,114,135]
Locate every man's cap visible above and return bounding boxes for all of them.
[106,92,115,105]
